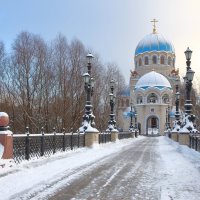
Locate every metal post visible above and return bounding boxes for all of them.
[82,54,95,131]
[62,128,66,152]
[129,103,134,131]
[108,79,116,131]
[53,127,56,154]
[25,127,30,160]
[175,84,180,121]
[167,105,170,129]
[71,128,73,150]
[41,127,44,156]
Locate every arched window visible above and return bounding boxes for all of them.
[162,94,169,104]
[152,55,157,64]
[160,55,165,64]
[139,58,142,66]
[147,93,158,103]
[126,99,129,107]
[168,56,172,66]
[144,56,149,65]
[137,95,143,104]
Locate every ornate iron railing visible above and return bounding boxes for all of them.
[189,134,200,152]
[118,132,133,140]
[99,132,111,144]
[13,131,85,163]
[13,130,136,163]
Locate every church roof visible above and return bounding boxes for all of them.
[135,71,172,90]
[135,33,175,56]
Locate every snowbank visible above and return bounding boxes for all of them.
[158,136,200,200]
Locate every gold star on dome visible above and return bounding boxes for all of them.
[151,19,158,34]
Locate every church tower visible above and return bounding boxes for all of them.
[118,20,180,135]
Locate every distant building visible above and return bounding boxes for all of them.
[117,21,180,135]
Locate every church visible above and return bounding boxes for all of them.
[117,20,180,135]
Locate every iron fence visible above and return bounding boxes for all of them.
[13,130,135,163]
[13,131,85,163]
[189,134,200,152]
[99,132,111,144]
[118,132,133,140]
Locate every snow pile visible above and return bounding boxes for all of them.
[157,136,200,200]
[106,124,118,132]
[171,120,181,132]
[79,119,99,133]
[179,114,198,134]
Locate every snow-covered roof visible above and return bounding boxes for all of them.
[135,33,175,56]
[135,71,172,90]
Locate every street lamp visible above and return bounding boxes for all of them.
[129,102,134,132]
[107,79,117,131]
[184,47,192,71]
[165,107,168,130]
[184,48,195,115]
[81,53,95,131]
[175,79,180,122]
[167,105,171,130]
[134,107,138,137]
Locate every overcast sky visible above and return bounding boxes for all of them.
[1,0,200,86]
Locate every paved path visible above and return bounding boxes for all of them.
[49,138,162,200]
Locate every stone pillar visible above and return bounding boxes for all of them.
[130,131,135,138]
[0,112,13,159]
[171,132,178,142]
[178,133,190,146]
[111,132,119,142]
[84,132,99,147]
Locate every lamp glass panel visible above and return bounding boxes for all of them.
[184,47,192,60]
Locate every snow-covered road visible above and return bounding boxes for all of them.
[1,136,200,200]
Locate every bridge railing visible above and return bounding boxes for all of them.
[12,131,135,163]
[118,132,133,139]
[99,132,111,144]
[189,134,200,152]
[13,131,85,164]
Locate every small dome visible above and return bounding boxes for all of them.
[135,33,175,56]
[135,71,172,90]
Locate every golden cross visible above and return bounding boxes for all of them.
[150,19,158,34]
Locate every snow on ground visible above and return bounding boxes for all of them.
[157,137,200,200]
[0,137,143,200]
[0,136,200,200]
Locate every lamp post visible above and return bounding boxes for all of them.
[184,47,195,115]
[175,80,180,122]
[167,105,171,129]
[82,53,95,131]
[134,107,138,137]
[165,107,168,130]
[129,102,134,132]
[107,79,116,131]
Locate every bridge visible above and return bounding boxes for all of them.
[1,136,200,200]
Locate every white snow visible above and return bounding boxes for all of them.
[135,71,172,89]
[0,137,143,200]
[157,137,200,200]
[0,136,200,200]
[0,112,8,117]
[85,124,99,133]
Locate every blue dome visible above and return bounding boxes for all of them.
[135,33,175,56]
